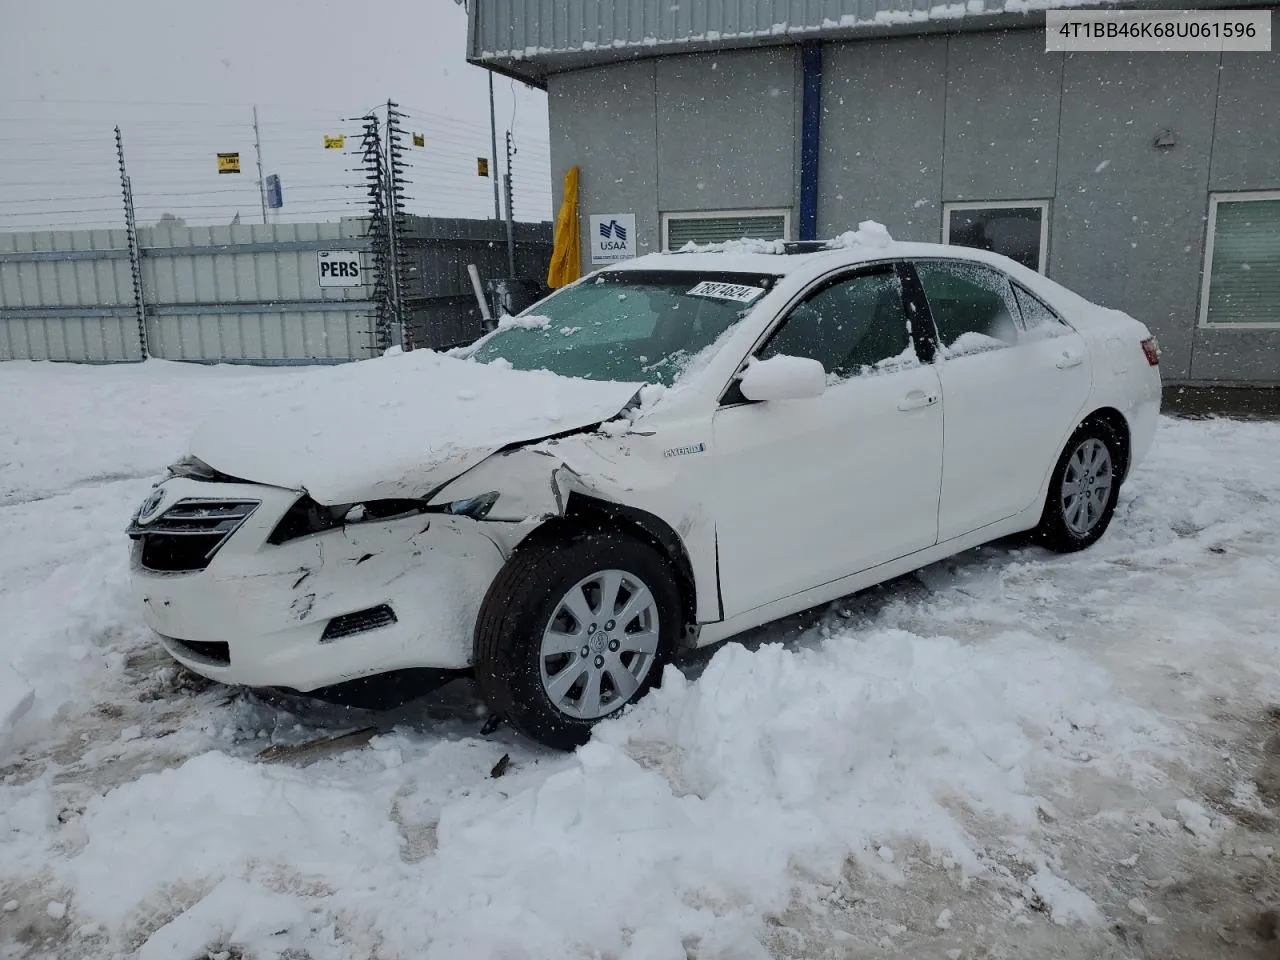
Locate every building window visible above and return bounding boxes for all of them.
[1200,191,1280,328]
[942,201,1050,274]
[662,209,790,251]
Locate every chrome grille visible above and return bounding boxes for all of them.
[129,499,259,572]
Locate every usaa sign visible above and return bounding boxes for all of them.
[589,213,636,264]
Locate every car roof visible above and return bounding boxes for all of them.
[602,240,1009,278]
[591,236,1134,343]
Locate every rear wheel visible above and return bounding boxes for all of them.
[1034,420,1122,553]
[474,527,680,750]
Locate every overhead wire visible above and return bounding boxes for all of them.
[0,104,551,227]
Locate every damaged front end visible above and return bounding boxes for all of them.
[129,386,714,699]
[128,476,511,691]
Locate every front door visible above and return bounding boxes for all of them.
[712,265,944,619]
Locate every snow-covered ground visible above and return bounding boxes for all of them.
[1,359,1278,960]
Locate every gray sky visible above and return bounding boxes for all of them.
[0,0,552,230]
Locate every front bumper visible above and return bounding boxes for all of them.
[129,479,508,691]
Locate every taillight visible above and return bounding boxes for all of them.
[1141,337,1160,366]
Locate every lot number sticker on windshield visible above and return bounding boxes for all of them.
[687,281,765,303]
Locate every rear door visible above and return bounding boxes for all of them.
[909,258,1092,542]
[712,263,944,617]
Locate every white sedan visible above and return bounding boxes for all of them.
[127,228,1161,749]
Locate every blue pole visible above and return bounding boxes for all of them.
[799,41,822,242]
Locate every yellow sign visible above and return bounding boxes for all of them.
[216,152,241,174]
[477,157,489,177]
[323,134,345,150]
[412,132,425,147]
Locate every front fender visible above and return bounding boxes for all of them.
[429,434,720,624]
[427,446,567,521]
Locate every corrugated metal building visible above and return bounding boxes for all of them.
[470,0,1280,387]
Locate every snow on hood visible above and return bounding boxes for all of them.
[188,351,644,504]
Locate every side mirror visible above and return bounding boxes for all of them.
[738,355,827,402]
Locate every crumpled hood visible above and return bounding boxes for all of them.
[189,350,643,504]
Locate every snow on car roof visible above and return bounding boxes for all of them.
[599,227,1118,326]
[603,219,897,276]
[605,250,819,276]
[602,220,1025,278]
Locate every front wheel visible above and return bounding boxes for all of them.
[473,527,680,750]
[1034,420,1123,553]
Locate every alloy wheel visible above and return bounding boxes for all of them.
[538,569,661,720]
[1061,437,1113,536]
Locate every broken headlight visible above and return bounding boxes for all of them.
[268,497,352,544]
[267,492,500,544]
[444,491,499,520]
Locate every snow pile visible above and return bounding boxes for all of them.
[60,751,403,956]
[828,219,895,250]
[941,330,1010,357]
[0,360,289,506]
[0,361,319,752]
[0,681,34,754]
[600,630,1172,880]
[677,236,789,256]
[32,627,1170,957]
[673,220,894,258]
[496,312,553,331]
[837,341,921,383]
[4,361,1280,959]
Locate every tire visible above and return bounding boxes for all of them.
[473,525,681,750]
[1034,419,1123,553]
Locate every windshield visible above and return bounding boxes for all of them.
[471,269,779,385]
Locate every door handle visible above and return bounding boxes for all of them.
[897,391,939,412]
[1056,352,1084,369]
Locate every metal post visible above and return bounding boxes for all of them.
[359,113,394,354]
[467,263,494,331]
[385,100,408,349]
[115,126,148,359]
[504,130,516,279]
[385,103,400,326]
[252,105,268,225]
[488,72,501,220]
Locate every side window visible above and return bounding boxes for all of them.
[759,270,913,380]
[914,260,1020,356]
[1012,284,1069,340]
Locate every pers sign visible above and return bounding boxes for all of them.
[317,250,362,287]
